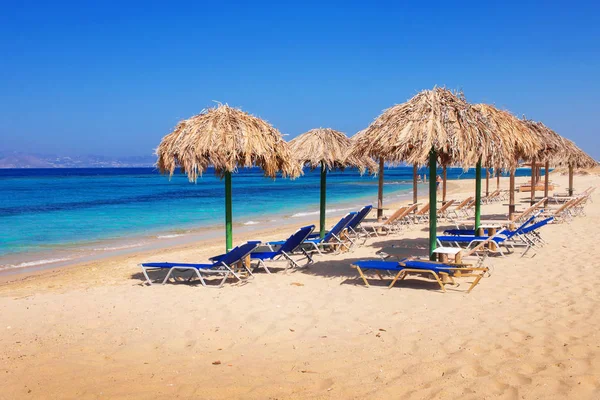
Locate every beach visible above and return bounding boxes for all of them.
[1,171,599,399]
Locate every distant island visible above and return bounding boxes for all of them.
[0,152,156,168]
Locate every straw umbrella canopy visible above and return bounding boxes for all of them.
[350,88,509,258]
[554,137,598,196]
[289,128,376,238]
[473,104,545,216]
[156,104,299,251]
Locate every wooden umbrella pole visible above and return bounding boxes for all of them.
[429,150,437,261]
[509,169,516,220]
[320,162,327,239]
[496,169,500,189]
[568,164,574,196]
[225,171,233,252]
[544,160,550,207]
[485,168,490,197]
[442,165,447,204]
[413,164,418,213]
[530,159,536,205]
[475,160,482,234]
[377,158,384,222]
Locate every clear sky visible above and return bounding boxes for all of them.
[1,0,599,158]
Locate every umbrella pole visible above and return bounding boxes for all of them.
[544,160,550,207]
[377,158,384,222]
[475,160,482,234]
[413,164,418,213]
[496,169,500,190]
[442,165,447,204]
[509,169,516,220]
[429,150,437,261]
[225,171,233,252]
[485,168,490,197]
[530,158,536,205]
[320,162,327,239]
[568,164,574,196]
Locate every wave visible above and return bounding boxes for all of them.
[243,221,260,225]
[157,234,185,239]
[292,207,355,218]
[92,243,144,251]
[1,257,73,270]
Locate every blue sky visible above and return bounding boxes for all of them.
[1,0,599,158]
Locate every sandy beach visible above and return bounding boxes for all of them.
[1,171,599,399]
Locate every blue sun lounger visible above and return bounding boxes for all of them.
[249,225,315,273]
[351,258,488,293]
[139,241,260,287]
[443,214,538,236]
[268,212,356,256]
[437,215,551,256]
[307,205,373,245]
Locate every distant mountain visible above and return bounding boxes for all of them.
[0,152,156,168]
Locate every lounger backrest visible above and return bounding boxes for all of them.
[437,200,455,214]
[323,213,356,243]
[503,213,540,239]
[416,203,430,215]
[279,225,315,254]
[347,205,373,230]
[521,217,554,234]
[383,206,409,225]
[396,204,418,220]
[218,242,261,266]
[455,197,474,210]
[553,198,576,215]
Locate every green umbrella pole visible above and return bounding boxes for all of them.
[225,171,233,252]
[429,150,437,260]
[475,160,482,233]
[320,162,327,239]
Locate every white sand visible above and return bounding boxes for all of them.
[1,172,599,399]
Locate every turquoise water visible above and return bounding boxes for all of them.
[0,166,535,268]
[0,167,409,259]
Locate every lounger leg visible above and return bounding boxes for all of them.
[355,266,370,287]
[162,268,176,285]
[430,271,446,293]
[389,271,406,288]
[140,266,153,286]
[466,274,484,293]
[259,259,271,274]
[196,269,207,286]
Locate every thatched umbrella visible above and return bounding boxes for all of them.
[522,120,567,205]
[290,128,376,238]
[473,105,544,218]
[156,104,299,251]
[350,88,507,259]
[556,138,598,196]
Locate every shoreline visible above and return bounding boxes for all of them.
[0,175,496,286]
[0,172,558,284]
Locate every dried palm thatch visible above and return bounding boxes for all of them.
[521,119,565,165]
[349,88,508,168]
[156,104,299,181]
[560,138,598,168]
[473,104,543,168]
[289,128,377,173]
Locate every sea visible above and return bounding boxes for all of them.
[0,166,536,273]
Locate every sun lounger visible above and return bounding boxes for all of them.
[139,241,260,286]
[361,204,417,235]
[269,213,356,256]
[448,196,474,220]
[310,205,373,244]
[250,225,315,273]
[436,199,455,220]
[412,202,430,223]
[350,258,489,293]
